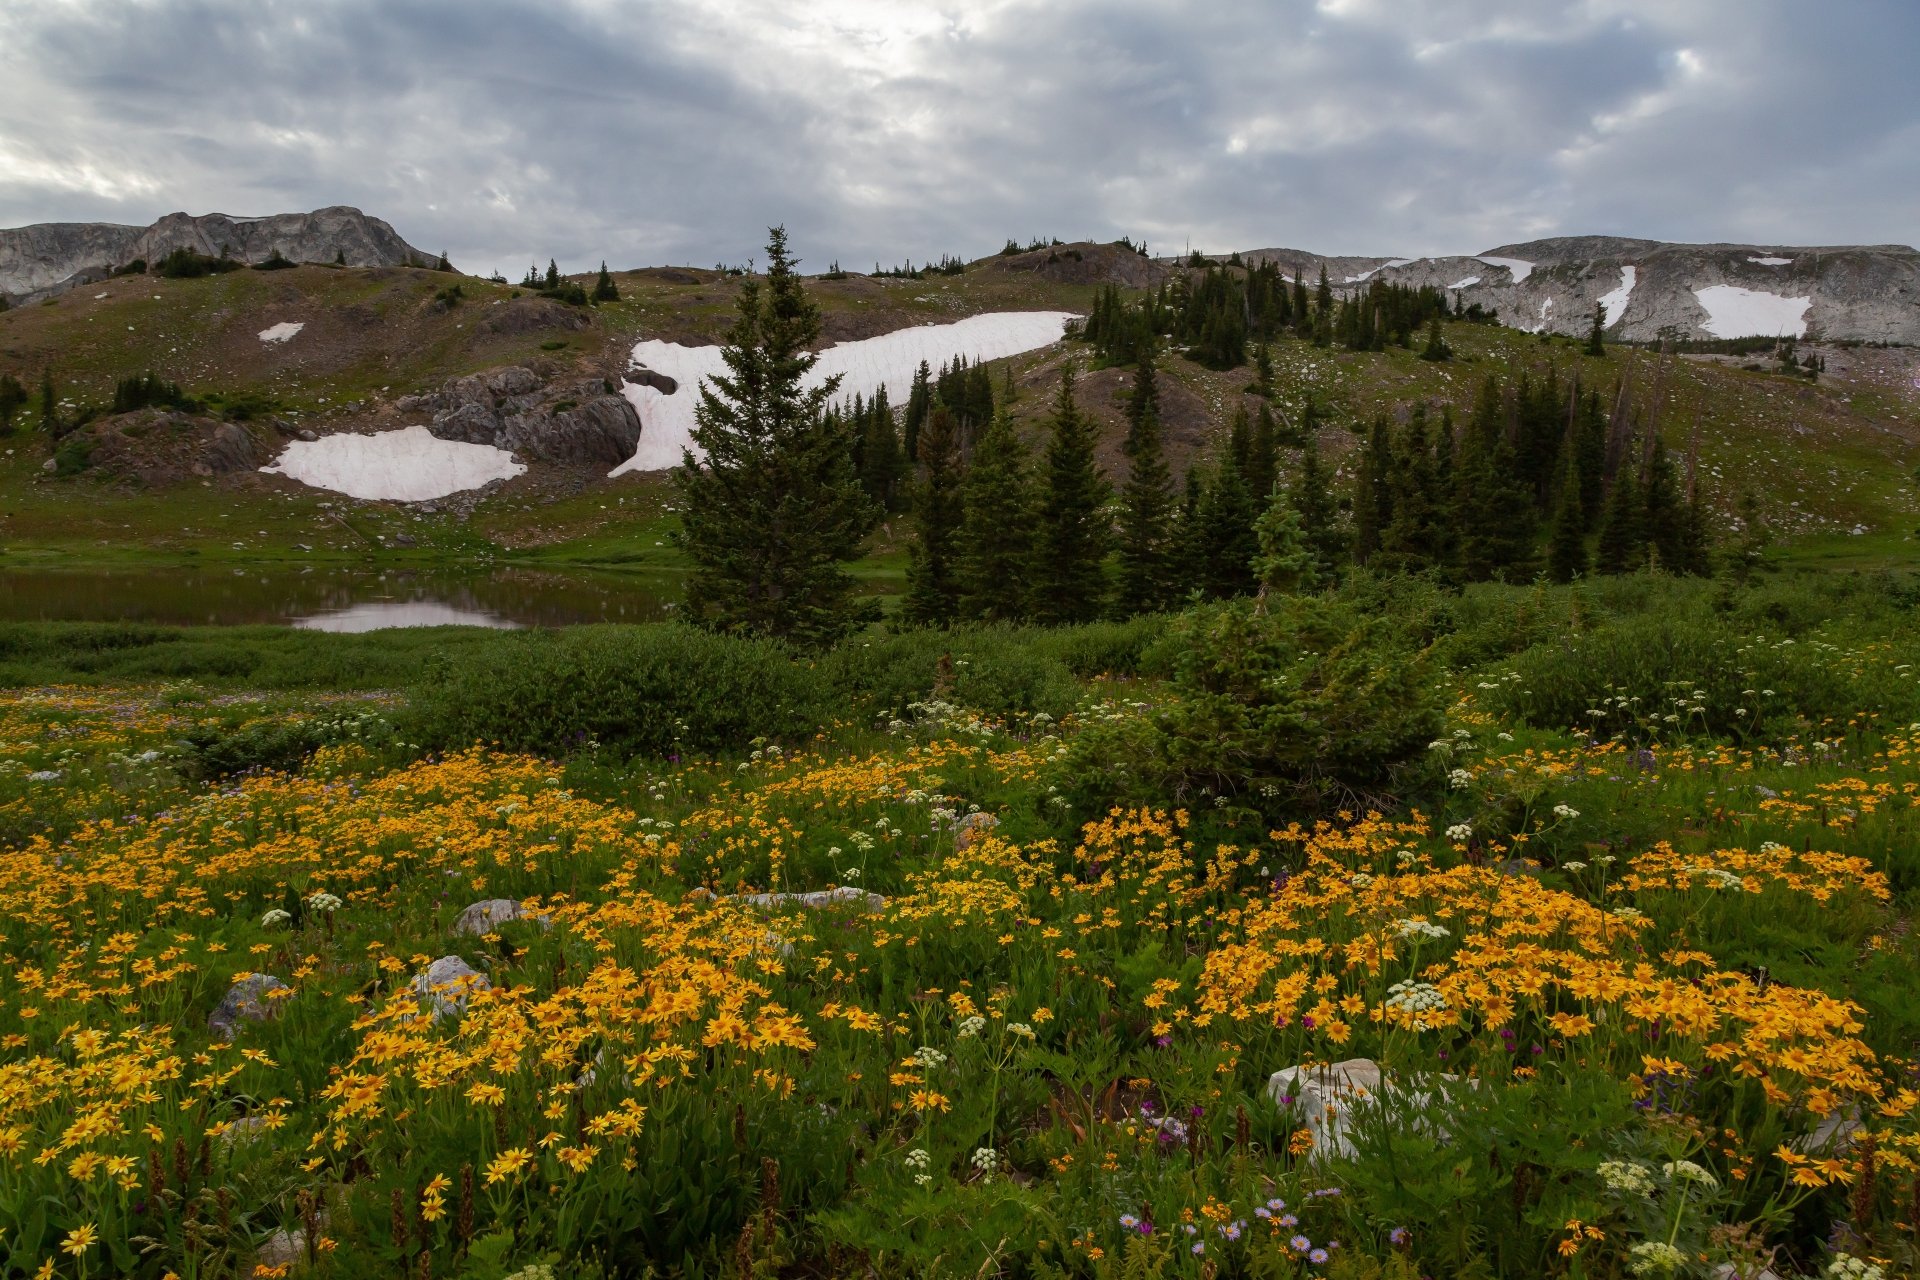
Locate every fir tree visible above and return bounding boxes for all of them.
[1123,348,1161,458]
[544,259,561,291]
[1592,467,1644,575]
[1172,467,1205,593]
[1114,374,1178,616]
[1253,497,1320,599]
[1376,406,1442,574]
[1546,455,1588,583]
[956,409,1037,621]
[672,226,878,644]
[1033,366,1110,623]
[434,251,453,272]
[1248,342,1276,398]
[1452,379,1536,580]
[592,261,620,302]
[1197,456,1259,599]
[902,405,965,625]
[903,360,932,462]
[1584,303,1607,357]
[1291,432,1348,581]
[858,388,904,511]
[1419,313,1451,361]
[1641,439,1687,571]
[1351,416,1393,565]
[1247,402,1279,503]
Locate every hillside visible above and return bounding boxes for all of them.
[1229,236,1920,345]
[0,241,1915,579]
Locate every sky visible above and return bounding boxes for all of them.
[1,0,1915,276]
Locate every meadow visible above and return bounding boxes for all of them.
[0,570,1916,1279]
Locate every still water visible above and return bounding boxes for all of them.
[0,564,679,630]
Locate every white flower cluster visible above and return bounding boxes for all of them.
[970,1146,998,1173]
[1610,906,1645,921]
[911,1046,947,1070]
[1685,864,1745,891]
[1007,1022,1036,1040]
[260,908,293,929]
[1597,1159,1657,1196]
[956,1015,987,1039]
[1447,769,1474,789]
[1628,1241,1684,1276]
[1662,1159,1718,1188]
[1394,918,1451,942]
[305,891,343,914]
[1827,1253,1885,1280]
[1552,804,1580,820]
[1383,980,1447,1029]
[903,1146,932,1185]
[1445,823,1474,842]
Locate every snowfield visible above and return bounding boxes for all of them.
[1343,259,1414,283]
[293,601,521,632]
[1748,256,1794,267]
[1447,275,1481,290]
[1474,256,1535,283]
[614,310,1076,474]
[1692,285,1812,338]
[1596,266,1637,325]
[258,322,305,344]
[261,425,526,501]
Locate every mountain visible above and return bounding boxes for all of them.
[0,206,438,302]
[1228,237,1920,345]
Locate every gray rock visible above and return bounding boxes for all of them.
[296,428,318,443]
[255,1228,309,1269]
[415,366,641,467]
[206,422,261,473]
[411,956,491,1019]
[451,898,551,937]
[730,886,887,912]
[954,811,1000,851]
[209,973,289,1040]
[1265,1058,1467,1161]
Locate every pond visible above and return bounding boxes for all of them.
[0,564,680,630]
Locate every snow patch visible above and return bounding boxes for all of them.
[1748,256,1793,267]
[293,602,521,632]
[1343,258,1414,284]
[615,310,1076,474]
[1446,275,1481,290]
[258,322,305,344]
[262,425,526,501]
[1596,266,1637,325]
[1692,285,1812,338]
[93,291,108,300]
[1474,256,1535,283]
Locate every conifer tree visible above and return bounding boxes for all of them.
[1123,349,1160,458]
[903,405,965,625]
[1419,313,1451,361]
[1034,366,1110,623]
[1172,467,1205,592]
[903,360,932,462]
[0,373,25,435]
[545,259,561,290]
[1253,497,1320,599]
[1641,439,1687,571]
[956,409,1036,621]
[37,369,56,435]
[1593,466,1644,574]
[593,261,620,302]
[1247,403,1279,503]
[1291,432,1348,580]
[1352,415,1393,565]
[1249,342,1276,398]
[1377,407,1441,573]
[1114,366,1178,616]
[1198,456,1259,598]
[1584,304,1607,357]
[1546,455,1588,583]
[672,226,878,644]
[1452,379,1536,579]
[858,388,904,511]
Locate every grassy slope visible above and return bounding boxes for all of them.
[0,256,1915,582]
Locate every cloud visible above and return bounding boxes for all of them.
[0,0,1913,271]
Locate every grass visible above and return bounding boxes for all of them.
[0,571,1917,1277]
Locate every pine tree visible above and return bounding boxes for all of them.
[593,261,620,302]
[1249,342,1276,398]
[858,388,904,511]
[1592,466,1644,575]
[1253,496,1320,598]
[1419,313,1451,361]
[1114,374,1178,616]
[1034,366,1110,623]
[1247,403,1279,503]
[1546,455,1588,583]
[956,409,1037,621]
[903,361,932,462]
[1584,304,1607,357]
[1351,416,1392,565]
[1291,432,1348,581]
[1123,349,1161,458]
[1641,439,1686,571]
[544,259,561,291]
[672,226,878,644]
[902,405,965,625]
[1198,457,1259,599]
[1172,467,1205,593]
[434,251,453,272]
[1452,379,1536,580]
[1377,407,1442,574]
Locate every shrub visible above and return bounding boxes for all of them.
[820,627,1083,723]
[52,435,93,476]
[403,625,826,758]
[156,247,243,278]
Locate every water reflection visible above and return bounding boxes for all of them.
[0,564,678,629]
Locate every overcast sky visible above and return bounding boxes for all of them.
[1,0,1914,275]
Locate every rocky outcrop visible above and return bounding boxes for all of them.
[981,241,1171,289]
[0,205,438,302]
[397,365,641,468]
[62,410,275,487]
[1227,236,1920,345]
[209,973,289,1040]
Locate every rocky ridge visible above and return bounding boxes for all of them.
[1228,236,1920,345]
[0,206,437,303]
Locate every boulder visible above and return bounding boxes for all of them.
[206,422,261,473]
[954,811,1000,851]
[209,973,289,1040]
[411,956,491,1019]
[451,898,551,937]
[478,296,591,336]
[1265,1058,1465,1160]
[730,886,887,912]
[415,366,641,467]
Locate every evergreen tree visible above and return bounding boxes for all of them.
[1247,402,1279,502]
[1546,455,1588,583]
[1451,379,1536,580]
[1172,467,1205,593]
[1198,456,1259,599]
[672,226,878,644]
[0,373,26,435]
[1253,497,1320,598]
[1419,313,1451,361]
[1351,416,1393,565]
[434,251,453,272]
[592,261,620,302]
[857,388,904,511]
[1114,372,1178,616]
[902,405,965,625]
[1123,349,1160,457]
[1641,438,1687,572]
[1593,466,1644,575]
[1291,432,1348,581]
[1033,366,1110,623]
[544,259,561,291]
[956,409,1037,621]
[1584,303,1607,357]
[1249,342,1276,398]
[903,360,932,462]
[1376,406,1442,574]
[37,369,56,435]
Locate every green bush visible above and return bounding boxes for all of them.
[52,435,93,476]
[403,625,826,758]
[820,627,1083,723]
[156,247,243,279]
